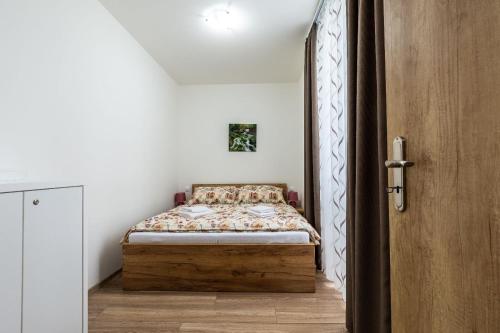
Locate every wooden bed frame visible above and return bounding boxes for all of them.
[122,183,316,293]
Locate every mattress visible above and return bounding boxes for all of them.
[128,231,310,244]
[128,203,321,245]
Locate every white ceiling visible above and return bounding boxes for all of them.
[99,0,319,84]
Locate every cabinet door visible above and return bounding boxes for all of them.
[0,192,23,333]
[23,187,83,333]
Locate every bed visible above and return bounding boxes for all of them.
[121,183,320,292]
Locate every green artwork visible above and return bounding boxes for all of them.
[229,124,257,152]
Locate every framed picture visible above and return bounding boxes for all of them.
[229,124,257,152]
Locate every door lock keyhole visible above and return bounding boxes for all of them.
[386,186,402,194]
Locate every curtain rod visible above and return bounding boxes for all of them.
[305,0,325,39]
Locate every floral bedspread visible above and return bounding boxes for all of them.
[126,204,320,245]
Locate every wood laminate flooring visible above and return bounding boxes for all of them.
[89,272,346,333]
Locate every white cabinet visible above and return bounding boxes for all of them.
[24,188,83,333]
[0,183,86,333]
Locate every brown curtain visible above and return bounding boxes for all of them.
[304,23,322,268]
[346,0,391,333]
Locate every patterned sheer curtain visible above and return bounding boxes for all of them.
[316,0,347,299]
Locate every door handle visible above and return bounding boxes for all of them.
[385,160,414,168]
[385,137,414,212]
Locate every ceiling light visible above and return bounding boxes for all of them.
[202,3,244,33]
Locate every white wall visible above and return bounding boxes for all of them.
[0,0,178,287]
[177,83,304,199]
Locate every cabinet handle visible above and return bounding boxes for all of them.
[33,199,39,206]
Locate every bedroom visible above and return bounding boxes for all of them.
[0,0,499,333]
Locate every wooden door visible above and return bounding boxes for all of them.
[384,0,500,332]
[23,187,83,333]
[0,192,23,333]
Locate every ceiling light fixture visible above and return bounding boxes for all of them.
[202,3,244,33]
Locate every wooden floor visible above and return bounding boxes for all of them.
[89,272,346,333]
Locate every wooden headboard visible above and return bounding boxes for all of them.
[192,183,288,200]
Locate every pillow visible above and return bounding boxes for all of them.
[188,186,238,205]
[237,185,286,204]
